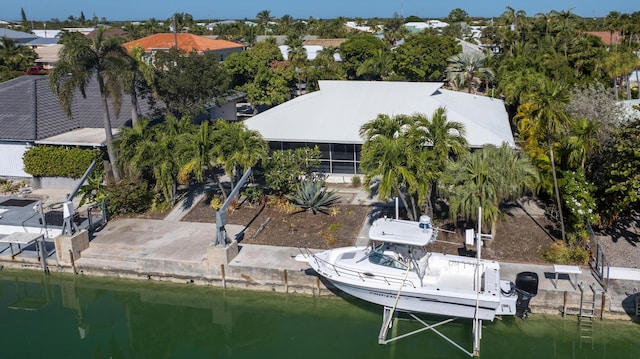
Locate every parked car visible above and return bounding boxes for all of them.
[25,66,46,75]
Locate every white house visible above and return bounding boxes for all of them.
[244,81,514,180]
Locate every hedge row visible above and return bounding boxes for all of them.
[23,146,103,178]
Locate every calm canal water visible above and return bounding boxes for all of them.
[0,270,638,359]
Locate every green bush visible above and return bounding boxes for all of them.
[23,146,103,178]
[542,241,590,265]
[104,178,152,216]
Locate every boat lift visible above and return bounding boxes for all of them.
[61,160,98,236]
[377,208,490,357]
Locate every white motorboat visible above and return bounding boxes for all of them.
[296,215,537,321]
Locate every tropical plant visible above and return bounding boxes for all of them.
[77,172,108,207]
[356,48,394,81]
[49,29,129,182]
[264,146,321,195]
[0,36,37,81]
[446,53,495,93]
[285,178,341,214]
[406,108,468,216]
[392,32,461,81]
[210,120,268,191]
[153,49,231,117]
[591,118,640,219]
[360,131,429,221]
[441,144,539,237]
[515,77,573,241]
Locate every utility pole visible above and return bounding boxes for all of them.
[173,14,178,50]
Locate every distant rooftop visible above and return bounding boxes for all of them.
[123,33,244,53]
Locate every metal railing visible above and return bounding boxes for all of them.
[588,222,610,292]
[298,248,419,289]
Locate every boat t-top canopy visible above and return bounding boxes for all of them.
[368,216,436,246]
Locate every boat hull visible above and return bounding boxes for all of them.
[300,246,517,321]
[330,280,501,321]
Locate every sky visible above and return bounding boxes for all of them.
[2,0,637,22]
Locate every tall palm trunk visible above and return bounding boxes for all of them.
[99,77,120,182]
[548,139,565,241]
[394,184,415,221]
[130,83,139,126]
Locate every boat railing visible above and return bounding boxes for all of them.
[299,248,418,289]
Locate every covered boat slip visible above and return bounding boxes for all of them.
[0,232,52,263]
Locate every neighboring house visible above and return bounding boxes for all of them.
[25,37,59,49]
[345,21,379,33]
[32,29,62,39]
[34,44,62,69]
[0,76,152,180]
[404,20,449,33]
[256,35,318,46]
[584,31,622,46]
[303,38,347,48]
[206,20,240,30]
[278,45,342,61]
[458,39,484,55]
[62,27,95,35]
[85,27,128,40]
[123,33,245,61]
[244,80,514,179]
[0,28,38,44]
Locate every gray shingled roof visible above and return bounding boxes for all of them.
[0,75,154,142]
[0,28,39,44]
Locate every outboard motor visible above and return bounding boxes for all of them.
[515,271,539,319]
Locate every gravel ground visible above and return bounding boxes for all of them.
[596,215,640,269]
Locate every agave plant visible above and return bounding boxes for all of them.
[285,178,341,215]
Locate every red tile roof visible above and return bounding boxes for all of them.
[124,33,244,53]
[584,31,622,46]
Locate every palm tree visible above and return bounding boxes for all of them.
[0,36,37,80]
[442,144,539,237]
[356,48,394,81]
[178,120,216,185]
[256,10,273,35]
[446,53,495,94]
[515,78,573,241]
[113,117,152,178]
[360,134,427,221]
[49,29,129,182]
[359,113,412,142]
[407,108,468,216]
[211,120,268,192]
[560,117,602,170]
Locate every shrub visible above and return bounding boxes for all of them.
[265,195,294,214]
[242,186,264,206]
[318,230,338,247]
[543,242,571,264]
[104,178,152,216]
[23,146,103,178]
[542,240,590,265]
[209,195,224,211]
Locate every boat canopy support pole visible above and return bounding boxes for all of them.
[378,307,475,357]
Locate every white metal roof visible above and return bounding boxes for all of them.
[244,80,515,147]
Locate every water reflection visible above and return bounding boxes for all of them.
[0,270,638,359]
